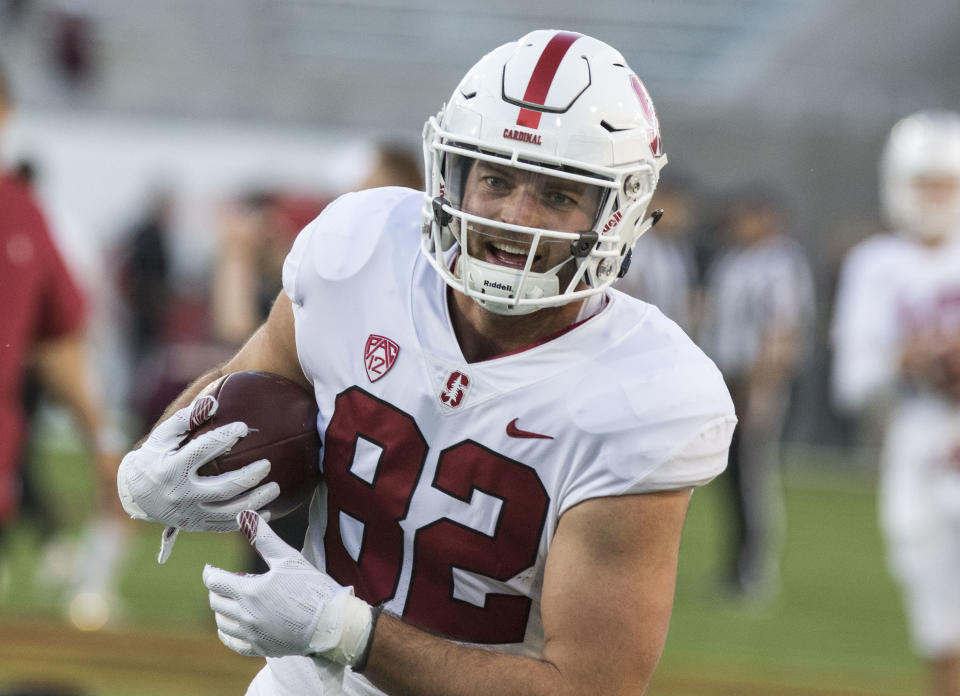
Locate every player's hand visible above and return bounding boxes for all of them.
[902,330,960,401]
[938,332,960,400]
[203,511,375,665]
[116,395,280,533]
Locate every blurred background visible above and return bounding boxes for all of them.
[2,1,959,694]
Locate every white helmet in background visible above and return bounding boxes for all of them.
[421,30,667,315]
[880,110,960,242]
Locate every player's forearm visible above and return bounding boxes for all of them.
[361,613,578,696]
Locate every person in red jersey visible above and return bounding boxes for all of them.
[0,61,125,596]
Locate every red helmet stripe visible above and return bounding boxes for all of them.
[516,31,582,129]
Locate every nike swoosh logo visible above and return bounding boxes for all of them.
[506,418,554,440]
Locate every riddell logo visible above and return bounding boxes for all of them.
[601,211,623,234]
[503,128,542,146]
[483,279,514,292]
[439,370,470,408]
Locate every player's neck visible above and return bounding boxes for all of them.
[448,287,584,363]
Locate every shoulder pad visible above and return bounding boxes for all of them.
[305,187,422,282]
[569,311,733,438]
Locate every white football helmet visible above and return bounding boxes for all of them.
[880,110,960,242]
[421,30,667,315]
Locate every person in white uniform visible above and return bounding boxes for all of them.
[116,30,736,696]
[832,110,960,696]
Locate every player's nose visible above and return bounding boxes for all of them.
[495,186,542,229]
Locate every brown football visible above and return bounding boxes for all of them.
[193,370,321,518]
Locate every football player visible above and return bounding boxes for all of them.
[118,31,736,695]
[832,110,960,696]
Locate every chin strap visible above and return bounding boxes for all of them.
[457,253,563,316]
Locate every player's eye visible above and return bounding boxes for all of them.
[544,190,577,208]
[480,174,513,194]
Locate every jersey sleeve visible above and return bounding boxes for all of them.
[557,312,737,515]
[626,414,735,491]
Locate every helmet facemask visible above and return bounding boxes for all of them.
[422,125,660,315]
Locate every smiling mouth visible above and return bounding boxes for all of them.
[485,239,539,270]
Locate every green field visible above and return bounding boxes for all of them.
[654,451,922,695]
[0,442,923,695]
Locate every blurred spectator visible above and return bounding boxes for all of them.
[210,190,327,573]
[115,187,229,432]
[10,159,82,596]
[47,0,97,89]
[832,110,960,696]
[699,187,815,603]
[210,191,308,346]
[118,189,172,370]
[0,58,129,626]
[616,178,700,332]
[354,142,423,192]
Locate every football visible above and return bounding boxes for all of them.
[192,370,322,518]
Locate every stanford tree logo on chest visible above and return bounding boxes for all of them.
[439,370,470,408]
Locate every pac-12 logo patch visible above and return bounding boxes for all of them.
[364,334,400,382]
[439,370,471,408]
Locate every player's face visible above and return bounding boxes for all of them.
[911,173,960,207]
[905,172,960,241]
[460,161,603,276]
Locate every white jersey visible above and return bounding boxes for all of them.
[700,235,815,378]
[831,232,960,541]
[251,187,736,695]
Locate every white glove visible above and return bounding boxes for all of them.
[117,394,280,534]
[203,510,375,667]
